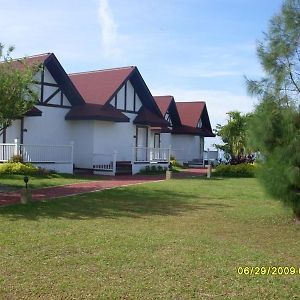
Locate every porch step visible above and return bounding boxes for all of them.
[188,160,205,168]
[116,161,132,176]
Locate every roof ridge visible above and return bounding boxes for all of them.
[154,95,174,98]
[4,52,51,63]
[176,101,206,104]
[24,52,52,58]
[69,66,135,76]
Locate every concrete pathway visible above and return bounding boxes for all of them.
[0,168,207,207]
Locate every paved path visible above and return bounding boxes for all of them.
[0,168,207,207]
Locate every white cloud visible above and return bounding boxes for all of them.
[97,0,126,60]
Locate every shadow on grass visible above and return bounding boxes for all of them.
[0,185,232,221]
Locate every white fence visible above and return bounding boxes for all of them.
[93,151,117,175]
[0,140,73,164]
[133,147,170,163]
[0,143,16,162]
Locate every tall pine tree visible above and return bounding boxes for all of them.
[247,0,300,223]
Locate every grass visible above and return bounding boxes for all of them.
[0,178,299,299]
[0,173,98,190]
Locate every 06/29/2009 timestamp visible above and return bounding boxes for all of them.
[237,266,300,276]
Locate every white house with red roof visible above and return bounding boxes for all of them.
[1,53,170,174]
[154,96,215,165]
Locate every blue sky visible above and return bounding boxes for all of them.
[0,0,283,148]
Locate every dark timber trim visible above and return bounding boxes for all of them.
[36,103,72,109]
[20,118,24,144]
[40,66,45,102]
[34,81,59,87]
[44,88,60,103]
[114,95,117,108]
[119,109,138,114]
[2,128,6,143]
[124,81,127,110]
[60,91,63,106]
[133,92,136,112]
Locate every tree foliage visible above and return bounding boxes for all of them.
[214,111,253,164]
[246,0,300,222]
[0,44,39,134]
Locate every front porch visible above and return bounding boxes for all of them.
[93,147,170,176]
[0,139,74,173]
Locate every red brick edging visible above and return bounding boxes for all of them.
[0,169,206,207]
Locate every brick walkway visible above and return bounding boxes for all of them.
[0,168,207,207]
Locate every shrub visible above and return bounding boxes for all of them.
[213,163,256,178]
[139,165,166,175]
[151,165,157,172]
[0,162,55,175]
[9,155,23,163]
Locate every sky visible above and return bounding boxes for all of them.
[0,0,284,148]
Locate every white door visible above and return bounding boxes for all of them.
[136,126,148,161]
[154,133,160,148]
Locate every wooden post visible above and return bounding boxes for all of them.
[207,164,212,179]
[14,138,20,156]
[113,150,117,175]
[70,141,74,164]
[20,189,32,204]
[166,170,172,180]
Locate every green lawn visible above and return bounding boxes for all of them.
[0,178,299,299]
[0,173,97,190]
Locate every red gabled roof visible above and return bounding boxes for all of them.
[176,101,205,128]
[69,66,135,105]
[3,53,51,69]
[153,96,173,116]
[172,126,215,137]
[133,107,169,127]
[19,53,51,65]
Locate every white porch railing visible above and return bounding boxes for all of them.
[21,144,73,163]
[93,151,117,175]
[132,147,170,163]
[0,143,16,162]
[0,140,73,163]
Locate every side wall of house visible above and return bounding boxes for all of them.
[70,121,94,169]
[23,106,73,145]
[160,133,172,149]
[171,135,202,163]
[93,112,139,163]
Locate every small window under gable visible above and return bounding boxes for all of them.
[110,80,142,113]
[197,118,203,128]
[165,111,172,127]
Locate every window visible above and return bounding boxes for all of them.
[165,111,172,126]
[197,119,202,128]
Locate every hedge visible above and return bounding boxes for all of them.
[213,163,256,178]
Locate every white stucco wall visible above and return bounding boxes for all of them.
[160,133,172,149]
[93,121,135,162]
[23,106,73,145]
[170,135,202,163]
[5,120,22,143]
[69,121,94,169]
